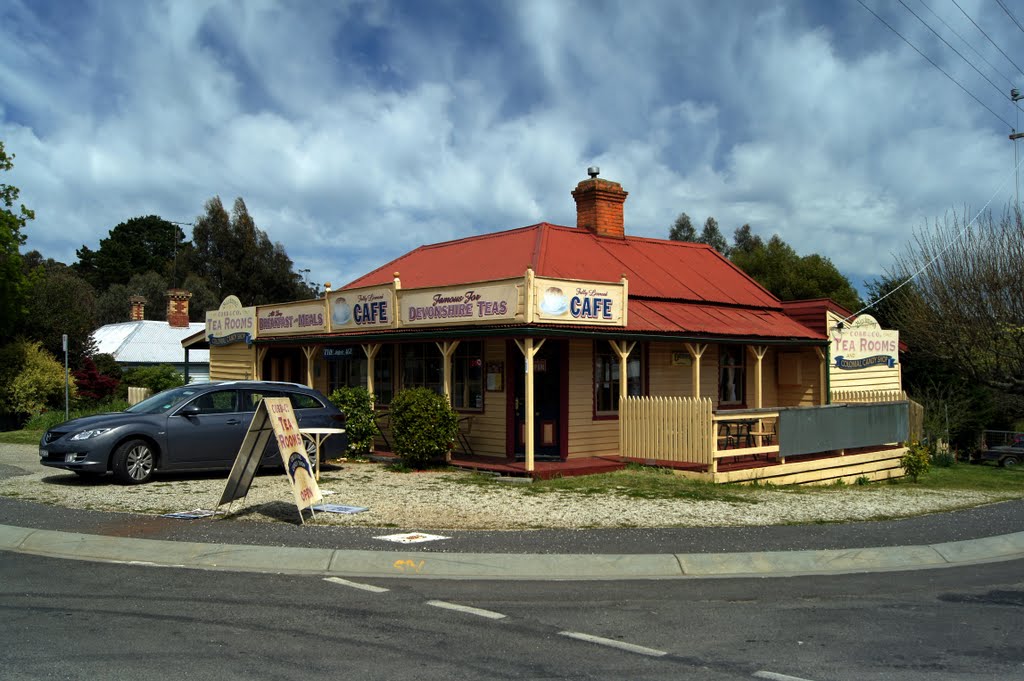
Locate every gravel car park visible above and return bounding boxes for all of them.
[39,381,346,484]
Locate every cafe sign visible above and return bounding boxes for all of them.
[257,300,327,337]
[830,314,899,370]
[206,295,256,346]
[400,282,521,326]
[329,286,395,331]
[533,277,625,326]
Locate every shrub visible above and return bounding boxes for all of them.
[91,353,123,382]
[25,399,130,430]
[0,339,76,420]
[328,386,379,456]
[900,440,931,482]
[389,387,459,468]
[73,356,120,404]
[122,364,185,394]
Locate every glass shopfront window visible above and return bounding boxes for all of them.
[594,342,643,415]
[400,341,483,410]
[325,346,394,405]
[718,345,746,406]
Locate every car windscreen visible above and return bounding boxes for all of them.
[125,386,206,414]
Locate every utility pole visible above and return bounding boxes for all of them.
[1011,89,1024,207]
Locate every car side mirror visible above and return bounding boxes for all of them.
[177,405,202,417]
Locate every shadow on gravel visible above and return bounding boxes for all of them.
[223,500,301,524]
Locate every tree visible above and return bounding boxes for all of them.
[189,196,312,305]
[699,217,729,255]
[75,215,184,290]
[73,356,120,404]
[21,259,98,367]
[729,231,862,311]
[731,224,763,256]
[0,339,73,419]
[668,212,696,241]
[884,206,1024,397]
[0,142,34,344]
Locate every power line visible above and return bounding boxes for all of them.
[994,0,1024,38]
[855,0,1013,128]
[950,0,1024,79]
[897,0,1010,103]
[842,153,1024,325]
[916,0,1015,87]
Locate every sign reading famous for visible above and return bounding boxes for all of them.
[400,281,521,326]
[264,397,322,514]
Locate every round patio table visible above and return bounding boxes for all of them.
[299,427,345,480]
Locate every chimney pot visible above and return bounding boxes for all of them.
[129,295,147,321]
[571,172,628,239]
[165,288,192,328]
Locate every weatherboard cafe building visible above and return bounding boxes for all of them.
[190,170,903,475]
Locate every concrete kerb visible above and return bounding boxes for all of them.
[3,524,1024,580]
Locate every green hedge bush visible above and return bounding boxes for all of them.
[328,386,379,456]
[0,339,74,421]
[121,364,185,394]
[389,387,459,469]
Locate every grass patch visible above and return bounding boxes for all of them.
[0,429,44,446]
[890,461,1024,494]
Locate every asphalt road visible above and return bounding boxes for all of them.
[3,551,1022,680]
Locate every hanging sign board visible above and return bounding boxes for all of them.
[533,277,625,326]
[256,300,327,337]
[206,295,257,346]
[400,282,520,326]
[329,286,396,331]
[830,314,899,370]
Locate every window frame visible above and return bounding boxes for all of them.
[593,341,644,418]
[718,345,747,407]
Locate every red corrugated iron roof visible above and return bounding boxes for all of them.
[344,222,823,342]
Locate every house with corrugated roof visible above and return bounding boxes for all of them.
[95,290,209,383]
[193,170,909,478]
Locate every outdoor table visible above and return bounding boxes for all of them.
[299,427,345,480]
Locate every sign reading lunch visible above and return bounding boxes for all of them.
[533,277,625,326]
[257,301,327,337]
[401,283,520,326]
[206,295,256,346]
[330,287,395,331]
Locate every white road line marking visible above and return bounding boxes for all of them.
[558,631,668,657]
[323,577,389,593]
[426,600,507,620]
[754,671,818,681]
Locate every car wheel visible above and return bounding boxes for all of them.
[305,438,318,469]
[1001,455,1019,468]
[112,439,156,484]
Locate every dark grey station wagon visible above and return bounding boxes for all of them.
[39,381,346,484]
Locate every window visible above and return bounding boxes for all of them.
[401,343,443,395]
[594,342,643,415]
[190,390,238,414]
[326,346,394,405]
[451,342,483,410]
[719,345,746,406]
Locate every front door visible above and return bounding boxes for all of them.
[513,340,564,460]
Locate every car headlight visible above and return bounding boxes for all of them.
[69,428,113,441]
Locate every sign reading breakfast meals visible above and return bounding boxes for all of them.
[206,295,256,346]
[533,277,625,326]
[400,282,520,326]
[329,286,395,331]
[256,300,328,337]
[830,314,899,370]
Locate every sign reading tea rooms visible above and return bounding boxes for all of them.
[206,296,256,346]
[830,314,899,370]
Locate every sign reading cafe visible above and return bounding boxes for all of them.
[533,277,625,326]
[330,286,395,331]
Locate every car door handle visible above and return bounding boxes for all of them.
[226,419,242,426]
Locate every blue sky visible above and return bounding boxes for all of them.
[3,0,1023,303]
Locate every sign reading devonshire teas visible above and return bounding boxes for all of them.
[206,295,257,346]
[400,282,521,326]
[533,277,625,326]
[830,314,899,370]
[257,300,328,337]
[329,286,395,331]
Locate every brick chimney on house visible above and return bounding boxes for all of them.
[166,289,192,328]
[129,295,147,321]
[571,167,628,239]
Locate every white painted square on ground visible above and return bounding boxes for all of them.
[374,532,450,544]
[311,504,368,514]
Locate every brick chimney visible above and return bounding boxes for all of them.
[571,167,628,239]
[129,295,147,321]
[166,289,192,328]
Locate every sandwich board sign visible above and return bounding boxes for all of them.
[217,397,322,523]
